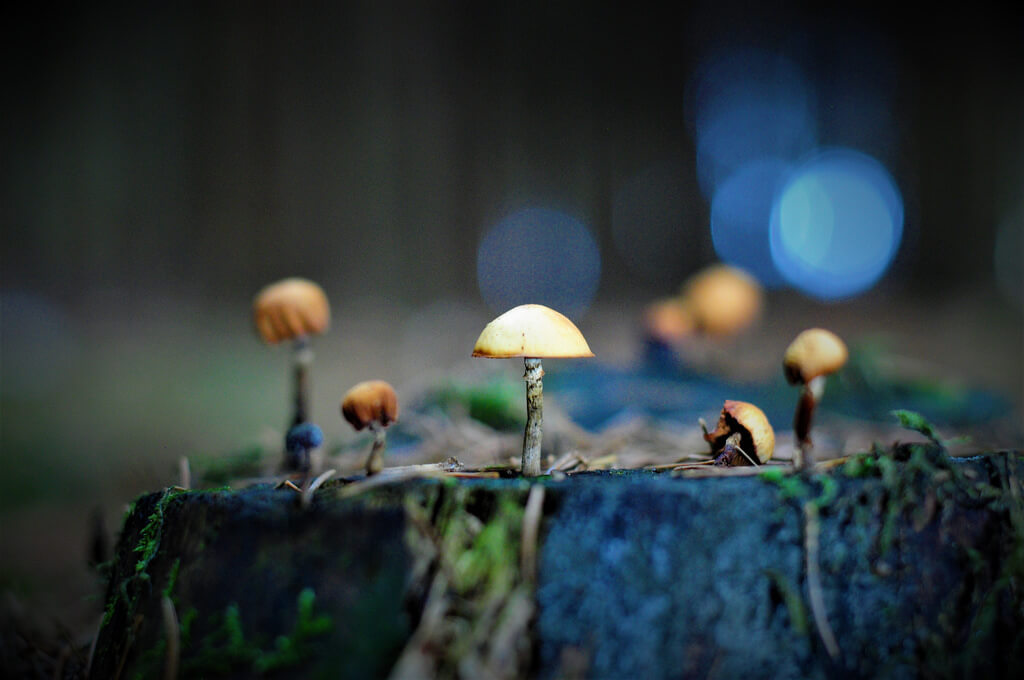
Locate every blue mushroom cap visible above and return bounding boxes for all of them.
[286,423,324,452]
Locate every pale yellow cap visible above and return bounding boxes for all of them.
[783,328,848,384]
[472,304,594,359]
[253,278,330,344]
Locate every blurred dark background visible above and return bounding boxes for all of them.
[1,0,1022,630]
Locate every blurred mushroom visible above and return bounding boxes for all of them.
[285,422,324,474]
[472,304,594,477]
[679,264,763,337]
[783,328,848,470]
[341,380,399,476]
[642,297,695,346]
[702,400,775,466]
[253,278,330,431]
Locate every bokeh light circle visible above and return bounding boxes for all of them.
[686,47,817,199]
[770,148,903,300]
[476,207,601,319]
[710,158,792,287]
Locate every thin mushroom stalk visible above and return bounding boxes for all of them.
[793,375,825,469]
[366,423,387,476]
[292,337,314,426]
[522,358,545,477]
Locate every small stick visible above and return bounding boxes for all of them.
[161,595,180,680]
[803,501,840,660]
[520,485,546,583]
[302,469,337,508]
[178,457,191,491]
[85,613,103,678]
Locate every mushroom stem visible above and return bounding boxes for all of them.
[365,423,386,476]
[522,358,545,477]
[794,375,825,470]
[291,337,314,427]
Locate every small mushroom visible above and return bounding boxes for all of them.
[643,297,695,346]
[341,380,399,476]
[679,264,763,337]
[701,400,775,466]
[472,304,594,477]
[783,328,848,470]
[253,278,331,449]
[284,422,324,474]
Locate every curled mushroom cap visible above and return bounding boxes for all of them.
[253,278,330,344]
[341,380,399,431]
[472,304,594,359]
[783,328,848,385]
[703,400,776,464]
[643,297,695,345]
[680,264,763,336]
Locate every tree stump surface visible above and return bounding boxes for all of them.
[93,448,1024,679]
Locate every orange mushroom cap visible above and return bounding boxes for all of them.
[341,380,399,431]
[680,264,763,336]
[703,400,776,465]
[252,278,330,344]
[642,297,695,345]
[783,328,849,385]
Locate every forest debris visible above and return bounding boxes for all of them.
[160,595,180,680]
[803,501,840,660]
[301,469,337,508]
[521,485,546,582]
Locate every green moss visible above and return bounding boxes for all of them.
[130,588,335,677]
[762,568,808,635]
[162,558,181,599]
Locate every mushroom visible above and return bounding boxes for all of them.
[341,380,399,476]
[783,328,848,470]
[253,278,330,440]
[642,297,696,347]
[701,400,775,466]
[472,304,594,477]
[284,422,324,474]
[679,264,763,337]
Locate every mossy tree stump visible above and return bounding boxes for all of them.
[93,448,1024,679]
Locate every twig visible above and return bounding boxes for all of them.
[520,485,546,582]
[84,613,103,679]
[803,501,840,660]
[302,469,337,508]
[733,443,759,467]
[178,457,191,490]
[339,468,446,498]
[161,595,180,680]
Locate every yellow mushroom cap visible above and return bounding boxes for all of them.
[341,380,399,431]
[642,297,695,344]
[703,400,776,464]
[472,304,595,359]
[253,278,330,344]
[680,264,763,336]
[783,328,849,384]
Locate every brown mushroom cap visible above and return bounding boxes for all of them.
[341,380,399,431]
[783,328,849,385]
[679,264,763,336]
[472,304,594,359]
[703,400,776,464]
[253,278,330,344]
[642,297,695,345]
